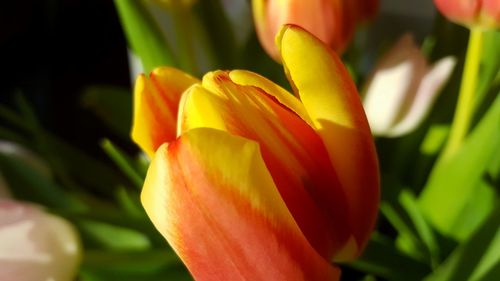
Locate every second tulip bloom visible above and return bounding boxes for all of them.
[252,0,379,60]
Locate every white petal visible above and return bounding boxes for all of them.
[363,60,414,135]
[363,33,428,136]
[0,200,81,281]
[387,56,456,137]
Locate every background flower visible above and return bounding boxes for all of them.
[434,0,500,29]
[252,0,378,59]
[0,200,81,281]
[362,34,456,137]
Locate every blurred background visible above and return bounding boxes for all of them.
[1,0,498,280]
[0,0,439,156]
[1,0,130,155]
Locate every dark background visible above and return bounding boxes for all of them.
[0,0,130,152]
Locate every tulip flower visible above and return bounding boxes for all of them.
[252,0,379,60]
[0,199,81,281]
[134,25,379,280]
[434,0,500,29]
[362,34,456,137]
[132,67,199,156]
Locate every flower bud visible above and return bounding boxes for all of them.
[434,0,500,29]
[252,0,379,60]
[0,200,81,281]
[363,34,456,137]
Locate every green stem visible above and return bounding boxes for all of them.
[100,139,144,189]
[442,28,483,159]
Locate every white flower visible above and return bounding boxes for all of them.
[362,33,456,137]
[0,200,81,281]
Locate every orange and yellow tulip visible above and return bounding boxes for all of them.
[133,25,379,280]
[434,0,500,29]
[252,0,379,60]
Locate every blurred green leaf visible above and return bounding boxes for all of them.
[115,187,144,219]
[418,95,500,240]
[450,180,497,239]
[0,98,127,196]
[380,201,426,261]
[101,139,144,189]
[0,153,83,210]
[423,206,500,281]
[81,250,190,281]
[114,0,177,73]
[195,0,238,68]
[81,85,132,139]
[399,190,440,267]
[40,133,128,195]
[78,220,151,251]
[348,233,430,281]
[476,30,500,107]
[82,250,181,271]
[420,125,449,156]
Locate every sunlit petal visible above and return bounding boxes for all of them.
[131,67,199,156]
[278,24,379,259]
[141,128,341,281]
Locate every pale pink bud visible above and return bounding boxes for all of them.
[363,34,456,137]
[0,200,81,281]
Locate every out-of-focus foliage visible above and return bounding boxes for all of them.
[1,0,499,280]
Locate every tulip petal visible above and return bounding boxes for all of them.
[278,25,379,259]
[180,71,351,259]
[388,57,456,137]
[483,0,500,27]
[229,69,313,123]
[0,200,81,281]
[362,34,427,136]
[131,67,199,157]
[141,128,340,281]
[434,0,478,26]
[252,0,349,59]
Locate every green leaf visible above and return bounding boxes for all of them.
[82,250,181,272]
[418,95,500,240]
[101,139,144,189]
[114,0,177,73]
[78,220,151,251]
[380,201,426,261]
[81,85,132,139]
[115,187,144,219]
[195,0,238,68]
[0,99,127,196]
[420,125,450,156]
[399,190,440,267]
[348,233,430,281]
[0,153,83,210]
[423,206,500,281]
[476,30,500,107]
[81,250,190,281]
[40,133,128,195]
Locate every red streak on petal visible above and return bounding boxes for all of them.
[206,72,351,259]
[161,138,340,281]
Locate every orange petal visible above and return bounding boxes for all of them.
[131,67,199,157]
[228,69,313,125]
[252,0,351,59]
[179,71,351,259]
[141,128,340,281]
[278,25,379,260]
